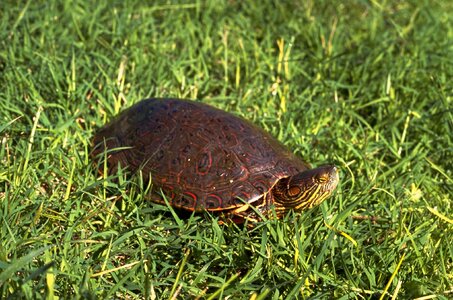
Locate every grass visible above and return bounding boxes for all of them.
[0,0,452,299]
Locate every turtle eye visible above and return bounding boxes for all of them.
[316,174,328,183]
[288,186,301,197]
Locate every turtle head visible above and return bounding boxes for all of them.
[272,165,339,213]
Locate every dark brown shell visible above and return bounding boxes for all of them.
[92,98,309,211]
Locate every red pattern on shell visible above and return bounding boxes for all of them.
[92,99,310,211]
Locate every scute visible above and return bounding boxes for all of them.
[92,98,310,211]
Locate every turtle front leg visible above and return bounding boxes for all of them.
[225,193,273,224]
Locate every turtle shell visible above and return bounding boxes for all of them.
[92,98,310,211]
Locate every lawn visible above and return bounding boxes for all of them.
[1,0,452,299]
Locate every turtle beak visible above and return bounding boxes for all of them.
[327,165,339,191]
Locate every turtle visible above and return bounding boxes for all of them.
[91,98,339,223]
